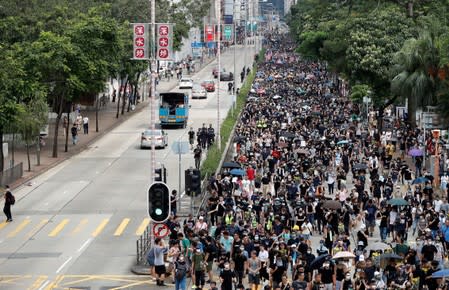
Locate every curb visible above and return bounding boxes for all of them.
[130,264,151,275]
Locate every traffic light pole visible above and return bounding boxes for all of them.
[150,0,156,183]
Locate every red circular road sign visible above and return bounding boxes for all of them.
[152,223,169,238]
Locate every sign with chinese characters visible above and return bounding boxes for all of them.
[223,24,233,42]
[133,23,148,60]
[204,25,215,42]
[156,23,173,61]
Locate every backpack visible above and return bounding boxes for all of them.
[7,192,15,205]
[146,248,155,266]
[175,261,188,280]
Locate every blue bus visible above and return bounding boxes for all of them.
[159,92,189,128]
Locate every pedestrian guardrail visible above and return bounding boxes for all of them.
[135,225,152,265]
[0,162,23,187]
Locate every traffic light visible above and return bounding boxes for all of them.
[154,166,167,182]
[147,182,170,222]
[185,169,201,196]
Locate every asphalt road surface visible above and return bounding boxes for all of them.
[0,45,254,290]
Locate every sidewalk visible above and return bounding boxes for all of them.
[5,55,216,190]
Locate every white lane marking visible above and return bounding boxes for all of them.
[78,237,93,252]
[56,256,73,274]
[38,280,50,290]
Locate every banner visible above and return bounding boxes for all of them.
[156,23,173,61]
[204,25,215,42]
[133,23,148,60]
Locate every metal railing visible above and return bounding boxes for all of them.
[135,225,153,265]
[0,162,23,187]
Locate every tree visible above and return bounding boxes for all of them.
[390,31,439,127]
[17,95,48,171]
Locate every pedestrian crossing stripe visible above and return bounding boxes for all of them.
[49,219,70,237]
[136,218,150,235]
[0,217,152,239]
[70,218,88,235]
[92,218,109,237]
[7,219,30,238]
[114,218,130,236]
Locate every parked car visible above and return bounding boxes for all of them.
[220,71,234,81]
[201,80,215,92]
[140,129,168,149]
[212,67,226,78]
[191,84,207,99]
[179,78,193,89]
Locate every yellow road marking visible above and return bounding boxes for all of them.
[48,219,69,237]
[0,275,32,285]
[27,219,48,238]
[91,218,109,237]
[135,218,150,235]
[27,275,48,290]
[0,221,8,231]
[44,275,63,290]
[113,218,130,236]
[70,218,88,235]
[7,219,31,238]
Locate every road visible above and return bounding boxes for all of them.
[0,45,254,290]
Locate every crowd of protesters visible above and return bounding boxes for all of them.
[149,32,449,290]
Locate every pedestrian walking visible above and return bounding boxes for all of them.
[63,116,68,136]
[3,185,14,222]
[193,145,202,170]
[192,246,206,289]
[83,116,89,134]
[153,238,168,286]
[71,124,78,145]
[188,127,195,150]
[174,255,189,290]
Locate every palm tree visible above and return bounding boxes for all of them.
[390,30,439,127]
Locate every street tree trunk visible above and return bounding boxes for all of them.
[26,140,31,171]
[408,96,417,128]
[116,78,124,119]
[96,95,99,132]
[0,126,3,172]
[121,79,129,115]
[64,111,70,152]
[52,95,64,158]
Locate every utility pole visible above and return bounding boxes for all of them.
[216,0,221,150]
[150,0,156,182]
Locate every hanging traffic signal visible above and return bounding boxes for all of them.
[185,169,201,196]
[155,166,167,182]
[147,182,170,222]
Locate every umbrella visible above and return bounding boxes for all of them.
[281,132,296,139]
[387,198,409,206]
[378,253,402,261]
[431,269,449,279]
[353,163,368,170]
[337,140,349,145]
[323,200,342,210]
[310,254,331,270]
[408,148,423,157]
[332,251,356,259]
[412,177,430,185]
[296,149,309,155]
[272,94,282,99]
[366,242,391,252]
[222,162,241,169]
[230,169,245,176]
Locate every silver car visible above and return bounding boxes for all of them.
[140,129,168,149]
[191,84,207,99]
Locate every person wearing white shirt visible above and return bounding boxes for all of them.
[434,198,443,213]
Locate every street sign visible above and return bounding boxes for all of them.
[191,42,203,48]
[156,24,173,61]
[204,25,215,42]
[223,24,233,41]
[132,23,148,60]
[152,223,170,238]
[172,141,190,154]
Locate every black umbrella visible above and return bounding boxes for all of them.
[353,163,368,171]
[310,254,330,270]
[222,162,241,169]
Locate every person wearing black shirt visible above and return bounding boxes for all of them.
[233,249,248,285]
[219,263,235,290]
[421,238,438,261]
[270,256,287,288]
[318,261,335,289]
